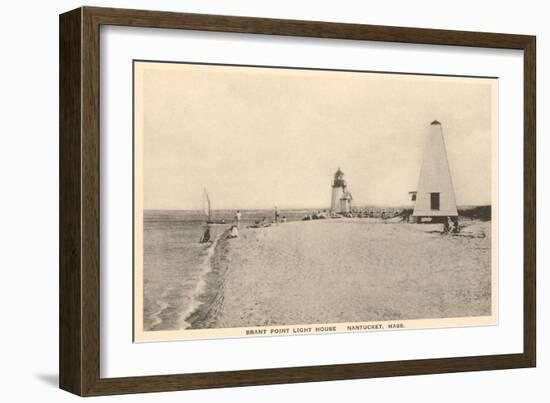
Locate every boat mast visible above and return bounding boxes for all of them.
[203,188,211,221]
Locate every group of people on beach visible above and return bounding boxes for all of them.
[249,207,287,228]
[199,206,460,243]
[298,208,460,235]
[199,211,240,243]
[354,208,402,219]
[302,208,402,221]
[200,207,288,243]
[443,216,460,233]
[302,210,330,220]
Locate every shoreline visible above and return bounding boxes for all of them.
[185,228,231,328]
[178,230,225,329]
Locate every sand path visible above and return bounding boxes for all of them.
[206,219,491,328]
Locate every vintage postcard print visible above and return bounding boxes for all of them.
[133,61,497,342]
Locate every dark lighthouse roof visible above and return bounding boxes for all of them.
[431,120,441,125]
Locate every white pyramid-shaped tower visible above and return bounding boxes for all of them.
[412,120,458,218]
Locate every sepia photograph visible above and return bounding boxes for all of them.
[133,61,497,341]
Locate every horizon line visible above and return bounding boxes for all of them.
[144,204,491,211]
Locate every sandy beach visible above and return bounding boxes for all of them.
[187,219,492,329]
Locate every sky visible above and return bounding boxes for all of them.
[136,62,496,210]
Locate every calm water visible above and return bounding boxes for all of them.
[142,209,308,331]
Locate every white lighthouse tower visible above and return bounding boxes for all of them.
[331,168,352,213]
[412,120,458,222]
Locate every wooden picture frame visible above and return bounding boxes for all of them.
[59,6,536,396]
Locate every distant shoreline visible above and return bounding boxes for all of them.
[144,205,491,213]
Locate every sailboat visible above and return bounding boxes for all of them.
[202,188,226,225]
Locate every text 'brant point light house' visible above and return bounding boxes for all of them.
[331,168,353,213]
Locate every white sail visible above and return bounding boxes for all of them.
[202,188,211,220]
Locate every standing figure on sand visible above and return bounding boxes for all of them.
[234,210,241,227]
